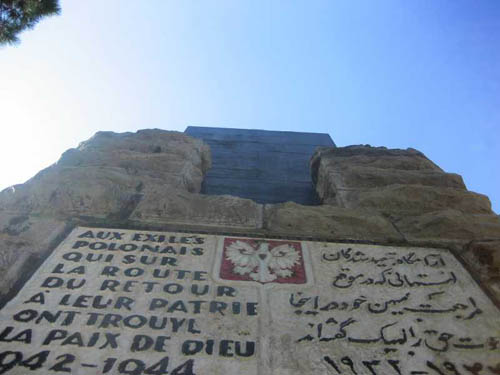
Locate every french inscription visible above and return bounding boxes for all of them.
[0,228,498,374]
[0,228,258,374]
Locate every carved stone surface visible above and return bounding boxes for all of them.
[0,128,499,356]
[392,210,500,242]
[311,146,491,214]
[0,214,67,294]
[264,202,404,242]
[0,129,264,296]
[310,144,500,302]
[343,184,492,214]
[0,227,498,375]
[130,188,263,229]
[461,240,500,301]
[0,130,211,218]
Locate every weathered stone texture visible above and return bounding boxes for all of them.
[461,241,500,301]
[130,188,262,229]
[312,145,441,169]
[3,228,498,374]
[310,144,500,301]
[264,202,403,242]
[0,129,259,299]
[343,184,491,214]
[324,165,466,190]
[311,145,488,214]
[0,130,212,218]
[1,130,499,305]
[0,129,266,230]
[392,210,500,242]
[0,167,145,217]
[0,214,66,294]
[59,130,211,193]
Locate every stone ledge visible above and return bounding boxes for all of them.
[343,184,492,214]
[130,188,263,229]
[391,209,500,242]
[263,202,404,242]
[311,145,442,175]
[317,166,465,193]
[310,145,488,215]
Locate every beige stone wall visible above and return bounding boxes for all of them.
[307,145,500,302]
[1,130,498,305]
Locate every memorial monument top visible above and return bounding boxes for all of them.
[0,127,499,374]
[185,126,335,204]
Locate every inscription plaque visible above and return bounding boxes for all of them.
[0,227,498,374]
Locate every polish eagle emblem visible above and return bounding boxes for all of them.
[224,240,302,283]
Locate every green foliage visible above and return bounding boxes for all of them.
[0,0,60,45]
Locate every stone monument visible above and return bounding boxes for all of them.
[0,128,498,374]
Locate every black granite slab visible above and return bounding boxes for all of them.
[185,126,335,205]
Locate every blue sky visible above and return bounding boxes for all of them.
[1,1,499,212]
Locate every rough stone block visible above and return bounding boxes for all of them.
[344,184,492,214]
[0,214,67,295]
[311,145,442,174]
[311,146,482,215]
[0,166,145,218]
[318,166,464,193]
[460,240,500,302]
[264,202,403,242]
[65,129,211,172]
[0,129,212,219]
[392,209,500,242]
[130,187,263,229]
[58,129,210,193]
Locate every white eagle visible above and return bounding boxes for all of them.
[225,241,301,283]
